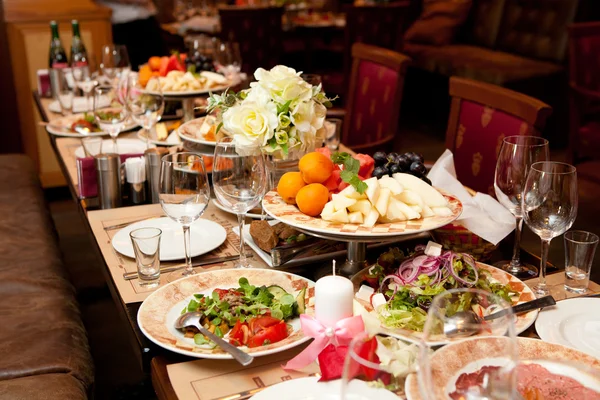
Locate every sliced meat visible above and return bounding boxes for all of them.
[249,220,278,252]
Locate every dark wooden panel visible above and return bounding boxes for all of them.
[0,0,23,154]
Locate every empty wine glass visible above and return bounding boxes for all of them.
[51,68,74,116]
[159,152,211,277]
[417,288,518,400]
[523,162,578,296]
[214,41,242,77]
[72,57,98,111]
[494,136,549,278]
[126,73,164,149]
[100,44,130,82]
[93,85,128,155]
[212,138,266,268]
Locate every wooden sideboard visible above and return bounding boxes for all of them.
[2,0,112,187]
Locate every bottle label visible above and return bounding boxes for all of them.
[52,62,69,69]
[72,61,88,67]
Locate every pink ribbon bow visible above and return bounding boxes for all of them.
[283,314,364,371]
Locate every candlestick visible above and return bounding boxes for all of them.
[315,262,354,327]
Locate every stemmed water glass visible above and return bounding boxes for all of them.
[52,68,74,116]
[126,73,164,149]
[417,288,518,399]
[72,57,98,111]
[494,136,549,278]
[212,138,266,268]
[523,162,578,296]
[93,85,128,155]
[214,41,242,77]
[100,44,130,82]
[159,152,211,278]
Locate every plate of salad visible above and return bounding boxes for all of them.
[45,112,138,137]
[352,246,538,345]
[137,268,315,359]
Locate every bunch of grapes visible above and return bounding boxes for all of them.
[372,151,431,185]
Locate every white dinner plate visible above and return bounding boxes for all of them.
[137,269,315,359]
[74,138,151,158]
[213,198,265,219]
[250,376,398,400]
[46,113,138,138]
[49,95,109,113]
[535,297,600,359]
[177,116,222,146]
[137,128,182,146]
[111,217,226,261]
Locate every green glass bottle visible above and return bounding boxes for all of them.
[69,20,88,67]
[49,21,68,68]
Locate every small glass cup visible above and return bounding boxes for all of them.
[81,137,103,157]
[325,118,342,151]
[564,230,599,293]
[130,227,162,287]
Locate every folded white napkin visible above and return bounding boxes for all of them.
[427,150,515,245]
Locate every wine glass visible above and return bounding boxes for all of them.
[159,152,211,278]
[494,136,549,278]
[523,162,578,296]
[126,73,164,149]
[72,56,98,111]
[93,85,128,155]
[341,331,413,399]
[417,288,518,400]
[212,138,266,268]
[214,42,242,77]
[100,44,130,82]
[51,68,74,116]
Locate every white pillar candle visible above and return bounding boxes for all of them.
[315,274,354,327]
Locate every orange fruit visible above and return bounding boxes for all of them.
[277,172,306,204]
[296,183,329,217]
[299,152,334,184]
[148,56,162,71]
[139,65,153,87]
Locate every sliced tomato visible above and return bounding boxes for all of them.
[213,288,242,300]
[248,316,281,334]
[228,320,248,346]
[355,336,380,380]
[247,320,289,348]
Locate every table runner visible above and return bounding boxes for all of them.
[87,202,269,304]
[163,273,600,399]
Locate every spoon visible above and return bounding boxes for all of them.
[444,296,556,338]
[175,311,254,366]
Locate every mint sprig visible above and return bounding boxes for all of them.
[331,152,368,194]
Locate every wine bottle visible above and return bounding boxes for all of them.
[49,21,68,69]
[69,20,88,67]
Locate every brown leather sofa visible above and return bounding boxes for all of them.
[0,155,93,399]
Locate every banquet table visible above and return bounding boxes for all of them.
[33,93,600,399]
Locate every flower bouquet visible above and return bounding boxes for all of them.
[207,65,336,158]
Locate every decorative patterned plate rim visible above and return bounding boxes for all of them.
[262,189,463,238]
[404,336,600,400]
[352,262,538,345]
[46,113,138,137]
[145,81,232,97]
[137,268,315,359]
[177,116,219,146]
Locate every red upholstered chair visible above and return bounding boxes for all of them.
[568,22,600,182]
[446,77,552,195]
[218,6,283,75]
[341,43,411,154]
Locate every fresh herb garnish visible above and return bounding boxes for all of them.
[331,152,368,194]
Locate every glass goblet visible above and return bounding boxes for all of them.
[126,73,164,149]
[493,135,549,278]
[93,85,128,155]
[159,152,211,278]
[523,161,578,296]
[212,138,266,268]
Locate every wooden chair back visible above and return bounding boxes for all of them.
[342,43,411,154]
[218,6,283,74]
[446,76,552,195]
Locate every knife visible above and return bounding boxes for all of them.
[122,254,244,280]
[270,237,321,267]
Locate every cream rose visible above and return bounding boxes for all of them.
[251,65,312,106]
[222,100,278,149]
[291,101,326,135]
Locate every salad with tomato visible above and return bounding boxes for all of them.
[358,246,518,332]
[179,277,306,348]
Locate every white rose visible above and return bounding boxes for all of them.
[222,100,278,149]
[252,65,312,106]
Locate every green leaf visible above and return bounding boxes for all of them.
[214,326,224,338]
[281,142,289,156]
[333,152,367,194]
[193,294,204,299]
[187,299,199,312]
[212,317,222,326]
[215,122,223,134]
[194,333,210,346]
[277,100,292,115]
